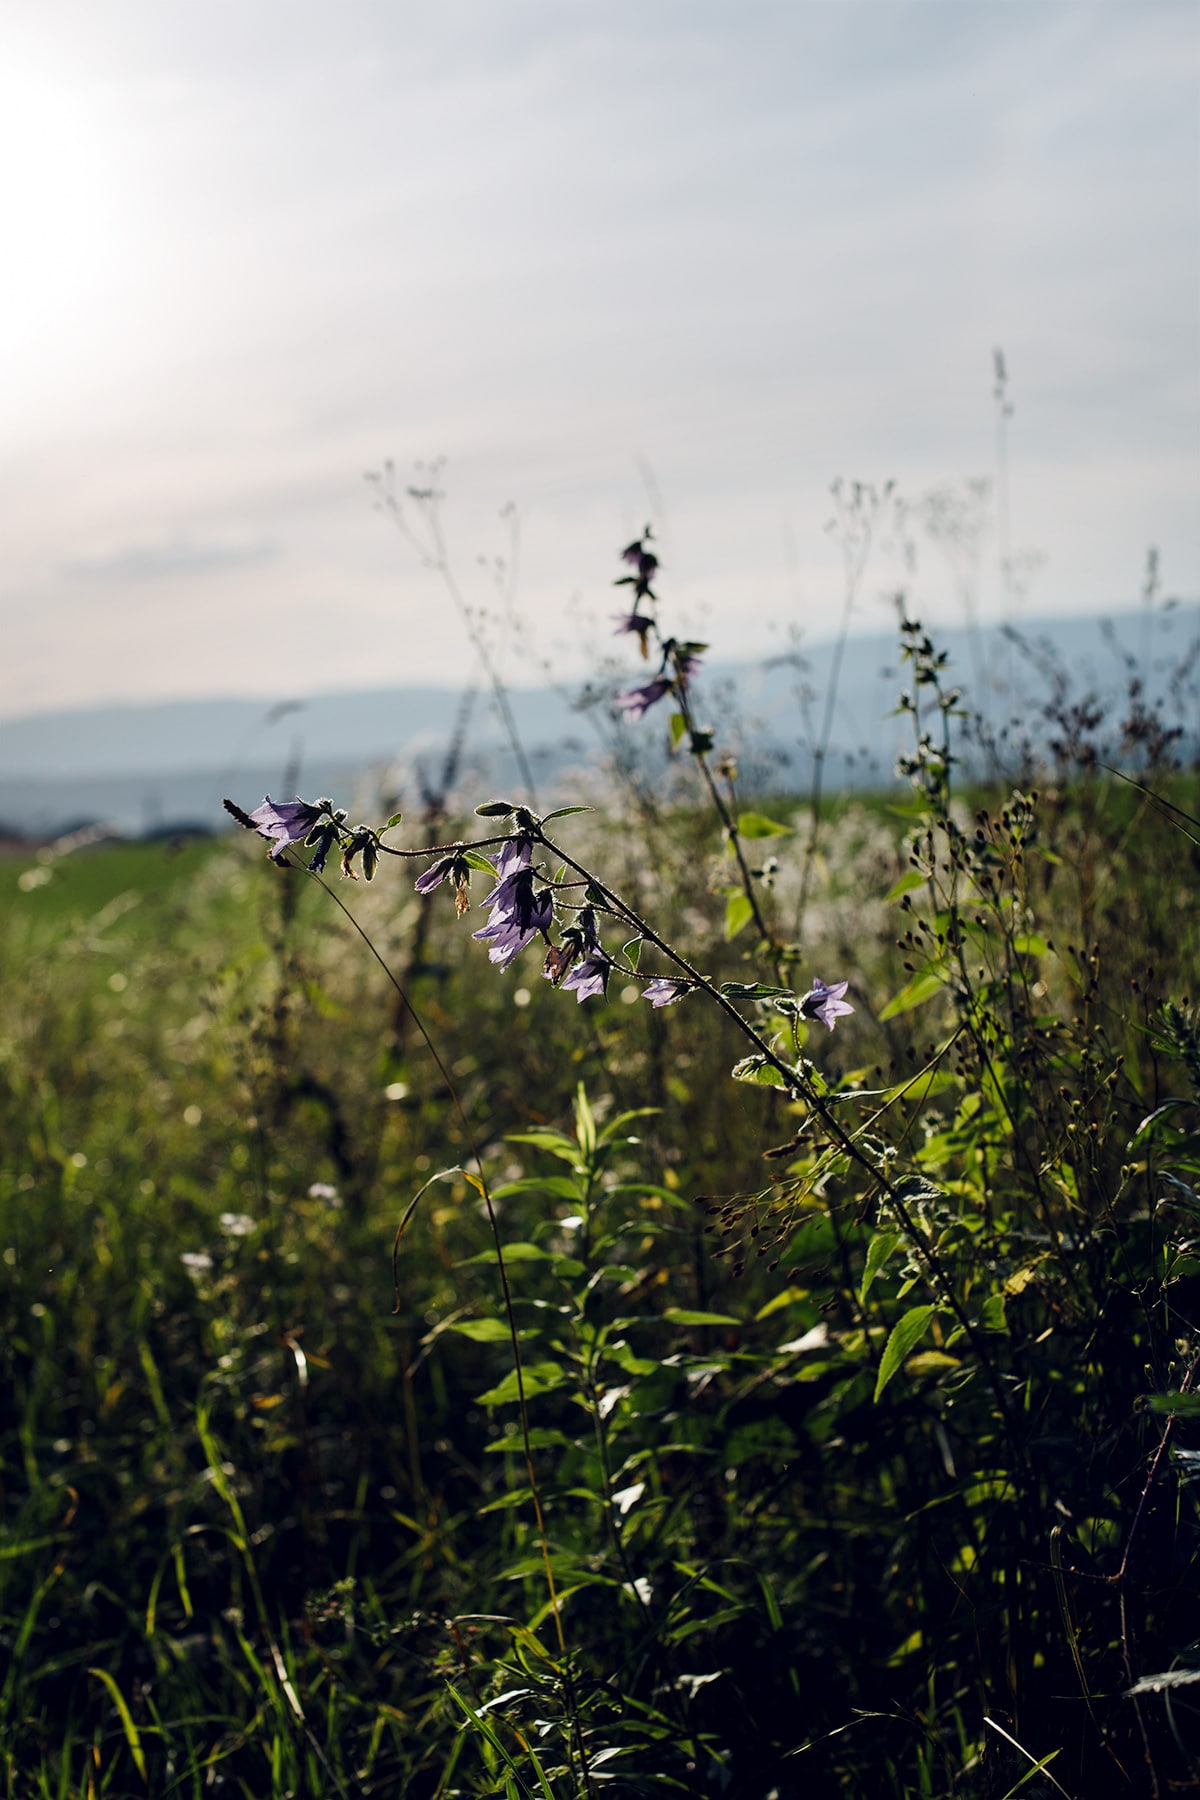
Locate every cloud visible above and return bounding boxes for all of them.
[61,537,277,582]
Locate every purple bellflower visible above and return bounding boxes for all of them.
[642,978,688,1008]
[415,852,472,914]
[800,978,854,1031]
[544,907,608,999]
[562,952,610,1003]
[246,796,323,861]
[414,855,455,895]
[673,648,703,688]
[472,837,553,969]
[615,611,656,658]
[615,677,671,720]
[618,537,659,601]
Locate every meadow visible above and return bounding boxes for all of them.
[2,573,1200,1798]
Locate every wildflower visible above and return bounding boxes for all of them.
[414,854,456,894]
[800,978,854,1030]
[306,819,341,874]
[415,852,472,914]
[617,535,659,600]
[473,837,553,969]
[562,951,610,1003]
[339,826,379,881]
[240,796,324,860]
[672,645,704,687]
[615,677,671,720]
[474,884,554,969]
[614,611,655,658]
[544,907,606,997]
[642,978,688,1008]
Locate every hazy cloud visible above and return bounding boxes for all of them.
[0,0,1195,715]
[62,538,276,582]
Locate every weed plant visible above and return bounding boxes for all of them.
[2,536,1199,1798]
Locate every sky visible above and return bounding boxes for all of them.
[1,0,1196,719]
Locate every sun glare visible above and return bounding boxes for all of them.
[0,67,133,396]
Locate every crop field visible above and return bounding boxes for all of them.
[2,613,1200,1798]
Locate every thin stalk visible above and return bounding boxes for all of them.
[305,869,595,1794]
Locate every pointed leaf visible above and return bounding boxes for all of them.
[724,892,754,940]
[878,967,946,1021]
[737,812,792,838]
[860,1231,903,1303]
[886,870,926,902]
[874,1304,936,1401]
[730,1054,789,1089]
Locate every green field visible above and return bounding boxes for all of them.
[3,718,1200,1796]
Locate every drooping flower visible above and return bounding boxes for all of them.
[472,838,553,969]
[642,978,688,1008]
[544,907,605,995]
[415,852,472,913]
[415,854,457,895]
[673,647,704,688]
[800,978,854,1030]
[340,825,379,881]
[618,536,659,600]
[615,677,671,720]
[562,952,610,1004]
[473,883,554,969]
[614,610,656,658]
[243,796,324,861]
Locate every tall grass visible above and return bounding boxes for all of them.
[2,589,1199,1795]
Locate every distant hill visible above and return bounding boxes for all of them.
[2,607,1195,838]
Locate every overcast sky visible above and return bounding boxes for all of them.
[1,0,1196,718]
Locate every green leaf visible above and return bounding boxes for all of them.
[874,1305,936,1402]
[878,967,946,1021]
[541,805,591,822]
[979,1293,1008,1333]
[860,1231,903,1304]
[384,812,404,831]
[462,850,498,873]
[737,812,792,838]
[459,1241,556,1266]
[1010,932,1050,956]
[478,1489,534,1515]
[476,1362,569,1407]
[886,869,926,902]
[1146,1391,1200,1417]
[663,1307,741,1327]
[623,937,643,970]
[485,1427,574,1453]
[87,1669,147,1781]
[719,981,793,1000]
[730,1054,789,1089]
[489,1175,582,1201]
[574,1084,596,1156]
[754,1286,809,1322]
[724,892,754,940]
[669,712,688,748]
[448,1318,513,1343]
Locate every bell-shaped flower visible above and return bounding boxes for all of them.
[615,677,671,720]
[642,978,688,1008]
[244,796,324,861]
[799,978,854,1030]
